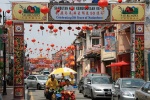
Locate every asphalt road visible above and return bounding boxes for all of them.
[28,88,91,100]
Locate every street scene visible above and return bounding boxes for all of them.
[0,0,150,100]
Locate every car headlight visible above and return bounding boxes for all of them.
[122,91,133,97]
[93,88,102,91]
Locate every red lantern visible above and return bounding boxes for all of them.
[39,48,43,52]
[76,27,81,30]
[88,26,93,31]
[70,6,74,11]
[82,25,87,30]
[6,10,10,13]
[53,28,58,33]
[51,44,54,47]
[0,8,2,12]
[30,24,32,27]
[118,0,122,3]
[98,0,108,8]
[59,26,63,30]
[70,45,75,50]
[18,10,22,14]
[47,48,50,51]
[40,6,49,15]
[48,24,54,30]
[68,26,72,30]
[31,38,36,43]
[40,25,44,30]
[6,20,13,26]
[84,5,89,10]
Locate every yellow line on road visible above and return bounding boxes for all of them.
[29,91,34,100]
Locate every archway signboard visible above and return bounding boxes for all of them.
[11,2,145,99]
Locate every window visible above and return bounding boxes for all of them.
[27,76,33,80]
[91,38,100,46]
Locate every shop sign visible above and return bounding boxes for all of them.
[12,2,48,22]
[48,4,110,23]
[111,3,145,22]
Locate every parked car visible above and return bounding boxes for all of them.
[40,70,50,76]
[135,81,150,100]
[78,77,88,93]
[24,75,48,90]
[113,78,145,100]
[86,73,109,78]
[83,76,113,100]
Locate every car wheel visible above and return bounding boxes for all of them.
[91,90,95,100]
[37,84,41,90]
[83,89,87,97]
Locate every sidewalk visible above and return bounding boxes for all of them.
[1,86,28,100]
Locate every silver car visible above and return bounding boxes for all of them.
[83,76,113,100]
[24,75,48,90]
[135,81,150,100]
[113,78,145,100]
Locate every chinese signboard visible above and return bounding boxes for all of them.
[48,4,110,23]
[104,32,116,52]
[13,22,24,99]
[111,3,145,22]
[12,2,48,22]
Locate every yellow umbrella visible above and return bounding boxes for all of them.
[50,67,77,76]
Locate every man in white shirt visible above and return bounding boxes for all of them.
[64,79,74,91]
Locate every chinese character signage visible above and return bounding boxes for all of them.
[111,3,145,22]
[13,21,24,99]
[104,32,116,52]
[12,2,48,22]
[48,4,110,23]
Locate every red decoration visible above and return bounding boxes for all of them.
[118,0,122,3]
[40,25,44,30]
[56,8,60,13]
[40,6,49,15]
[76,27,81,30]
[53,28,58,33]
[31,38,36,43]
[88,26,93,31]
[0,8,2,12]
[51,44,54,47]
[98,0,108,8]
[70,45,75,50]
[68,26,72,30]
[59,26,63,30]
[39,48,43,52]
[6,10,10,13]
[47,48,50,51]
[48,24,54,30]
[82,25,87,30]
[84,5,89,10]
[70,6,74,11]
[6,20,13,26]
[18,10,22,14]
[30,24,32,27]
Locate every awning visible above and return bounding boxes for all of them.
[77,55,83,62]
[107,61,130,67]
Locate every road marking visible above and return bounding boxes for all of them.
[29,91,34,100]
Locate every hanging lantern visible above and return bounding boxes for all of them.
[37,29,40,32]
[98,0,108,9]
[70,6,74,11]
[6,10,10,13]
[18,10,22,14]
[95,26,99,30]
[46,29,48,32]
[53,28,58,33]
[68,26,72,35]
[104,26,109,29]
[48,24,54,30]
[30,24,32,27]
[70,61,75,66]
[6,20,13,26]
[113,26,117,30]
[84,5,89,10]
[0,8,2,12]
[47,48,50,51]
[82,25,87,30]
[76,26,81,30]
[31,38,36,43]
[88,26,93,31]
[70,45,75,50]
[118,0,122,3]
[40,25,44,30]
[39,48,43,52]
[51,44,54,47]
[69,55,74,60]
[40,6,49,15]
[59,26,63,35]
[29,29,31,31]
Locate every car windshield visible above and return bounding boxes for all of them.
[37,76,48,80]
[121,79,145,88]
[92,77,112,84]
[43,72,49,75]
